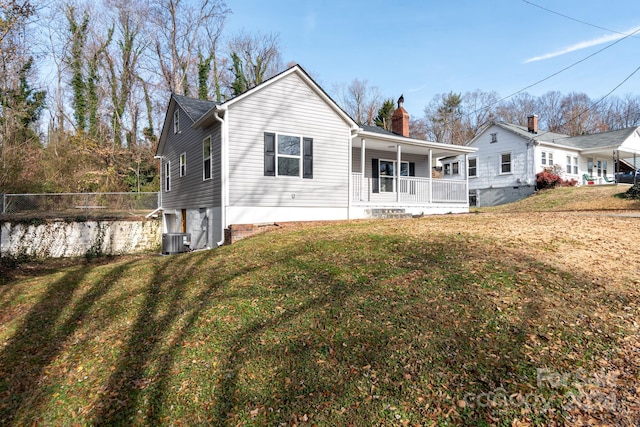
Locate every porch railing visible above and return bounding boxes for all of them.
[351,173,468,204]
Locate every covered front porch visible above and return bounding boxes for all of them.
[349,126,477,217]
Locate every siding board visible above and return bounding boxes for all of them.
[226,73,351,208]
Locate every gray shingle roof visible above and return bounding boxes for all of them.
[494,122,569,144]
[360,124,397,136]
[494,121,638,150]
[173,94,217,122]
[556,127,638,149]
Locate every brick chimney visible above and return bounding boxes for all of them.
[392,94,410,137]
[527,114,538,134]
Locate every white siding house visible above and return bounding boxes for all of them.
[155,65,477,248]
[453,116,640,206]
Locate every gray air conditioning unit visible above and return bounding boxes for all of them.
[162,233,191,255]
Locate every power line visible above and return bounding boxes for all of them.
[536,63,640,140]
[521,0,638,37]
[464,26,640,122]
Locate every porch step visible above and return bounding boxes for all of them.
[365,208,413,219]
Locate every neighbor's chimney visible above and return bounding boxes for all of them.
[392,94,410,137]
[527,114,538,134]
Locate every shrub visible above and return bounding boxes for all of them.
[536,167,577,190]
[624,183,640,199]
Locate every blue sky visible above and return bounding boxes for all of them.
[225,0,640,117]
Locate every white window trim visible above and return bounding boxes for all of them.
[499,152,512,175]
[452,161,460,175]
[379,158,409,192]
[468,157,477,178]
[276,133,303,178]
[548,152,554,166]
[541,151,547,166]
[573,156,579,175]
[180,152,186,177]
[173,110,179,134]
[203,136,212,181]
[164,161,171,192]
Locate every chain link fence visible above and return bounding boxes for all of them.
[1,192,160,219]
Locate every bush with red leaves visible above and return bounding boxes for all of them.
[536,168,578,190]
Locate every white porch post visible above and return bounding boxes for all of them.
[360,138,366,201]
[465,153,469,206]
[428,149,433,204]
[396,145,402,202]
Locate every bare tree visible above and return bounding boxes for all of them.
[333,78,381,125]
[148,0,229,96]
[103,0,147,148]
[495,92,538,127]
[537,90,563,132]
[601,94,640,130]
[461,89,499,137]
[227,31,282,94]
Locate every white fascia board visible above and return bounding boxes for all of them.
[358,130,477,154]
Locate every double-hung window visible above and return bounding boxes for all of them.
[500,153,512,174]
[452,161,459,175]
[203,136,212,180]
[277,134,301,176]
[443,163,451,176]
[468,157,477,177]
[180,153,186,177]
[541,152,547,165]
[264,132,313,178]
[164,161,171,192]
[573,157,578,175]
[379,159,409,192]
[548,152,554,166]
[173,110,179,134]
[566,156,572,174]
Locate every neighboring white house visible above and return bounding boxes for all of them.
[154,65,477,248]
[443,115,640,207]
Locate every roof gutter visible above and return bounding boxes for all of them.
[211,107,227,247]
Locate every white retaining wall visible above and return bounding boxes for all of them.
[0,219,162,258]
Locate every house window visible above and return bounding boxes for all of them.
[566,156,571,174]
[573,157,578,175]
[203,136,212,180]
[452,161,459,175]
[541,152,547,165]
[164,161,171,192]
[379,159,409,192]
[264,133,313,178]
[587,157,594,175]
[490,133,497,143]
[173,110,179,134]
[602,160,607,177]
[180,153,186,177]
[443,163,451,176]
[277,134,301,176]
[548,152,554,166]
[597,160,602,177]
[500,153,512,174]
[468,157,477,177]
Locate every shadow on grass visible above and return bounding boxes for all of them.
[0,259,137,424]
[0,228,631,425]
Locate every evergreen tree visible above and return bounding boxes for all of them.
[375,99,395,131]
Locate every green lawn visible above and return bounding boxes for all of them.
[1,188,639,425]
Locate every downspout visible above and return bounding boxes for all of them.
[153,155,164,225]
[211,107,227,247]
